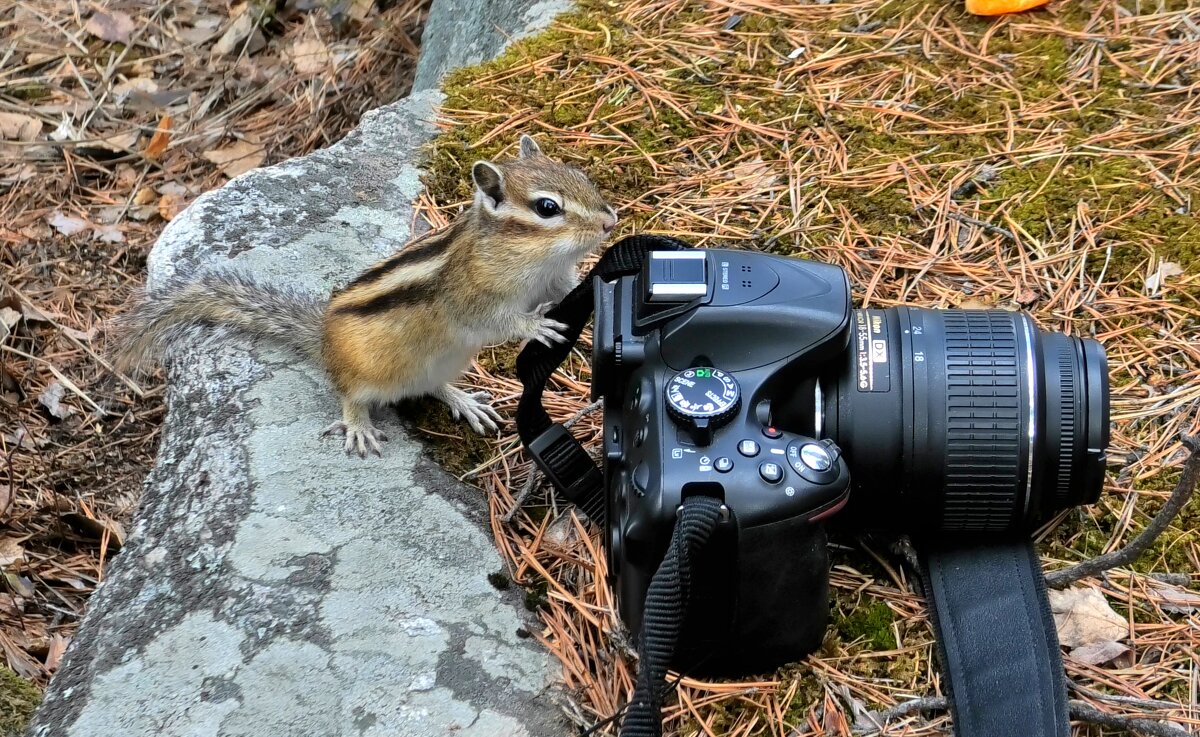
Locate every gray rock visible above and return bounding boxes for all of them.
[412,0,572,93]
[28,1,574,734]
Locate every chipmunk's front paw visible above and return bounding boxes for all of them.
[320,420,389,458]
[437,387,503,435]
[455,393,504,435]
[523,303,568,347]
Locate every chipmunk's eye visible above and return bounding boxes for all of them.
[533,198,562,218]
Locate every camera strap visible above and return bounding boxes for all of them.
[916,537,1070,737]
[516,234,694,523]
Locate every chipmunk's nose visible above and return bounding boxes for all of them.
[602,207,618,234]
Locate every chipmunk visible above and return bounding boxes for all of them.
[115,134,618,456]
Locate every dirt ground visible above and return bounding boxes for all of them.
[0,0,427,728]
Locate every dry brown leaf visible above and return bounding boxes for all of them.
[19,302,53,323]
[61,513,126,547]
[158,193,186,221]
[0,628,41,679]
[44,634,69,673]
[24,51,57,66]
[0,538,24,569]
[1145,260,1184,296]
[289,38,333,74]
[1068,640,1130,667]
[1146,580,1200,613]
[84,10,136,44]
[0,112,41,142]
[1048,586,1127,648]
[728,157,780,191]
[0,595,21,618]
[92,130,140,153]
[0,307,20,338]
[144,115,173,160]
[203,139,265,178]
[132,186,158,206]
[93,224,125,244]
[1015,287,1040,305]
[48,211,89,236]
[38,381,75,420]
[212,12,257,57]
[113,76,159,98]
[347,0,376,21]
[61,325,97,342]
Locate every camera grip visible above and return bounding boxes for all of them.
[675,516,830,676]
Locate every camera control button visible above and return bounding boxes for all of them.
[762,425,783,439]
[738,439,760,457]
[758,461,784,484]
[714,457,733,473]
[799,444,833,471]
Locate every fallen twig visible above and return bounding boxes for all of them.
[1046,434,1200,589]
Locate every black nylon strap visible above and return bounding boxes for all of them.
[620,495,725,737]
[918,537,1069,737]
[515,234,693,519]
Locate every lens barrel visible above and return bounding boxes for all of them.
[825,308,1109,533]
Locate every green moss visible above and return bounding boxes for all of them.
[777,668,826,723]
[0,667,39,737]
[7,85,49,101]
[400,397,494,476]
[524,576,550,611]
[835,599,898,651]
[487,571,511,590]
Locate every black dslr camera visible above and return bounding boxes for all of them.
[588,247,1110,674]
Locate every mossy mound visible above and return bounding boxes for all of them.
[414,0,1199,732]
[0,668,40,737]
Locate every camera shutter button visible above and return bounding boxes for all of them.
[799,443,833,471]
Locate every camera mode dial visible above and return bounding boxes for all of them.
[665,367,740,445]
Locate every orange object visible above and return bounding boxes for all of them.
[144,115,173,160]
[966,0,1050,15]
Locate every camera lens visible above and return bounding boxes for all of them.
[824,308,1109,533]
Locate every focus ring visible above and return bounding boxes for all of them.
[941,312,1022,531]
[1053,347,1076,509]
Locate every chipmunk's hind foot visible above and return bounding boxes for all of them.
[321,399,389,457]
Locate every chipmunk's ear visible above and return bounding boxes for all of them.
[518,134,542,159]
[471,161,504,209]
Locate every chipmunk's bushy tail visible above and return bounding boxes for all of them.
[112,270,327,373]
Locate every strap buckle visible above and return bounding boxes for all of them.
[527,424,605,517]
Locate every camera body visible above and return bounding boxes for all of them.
[592,250,856,672]
[591,248,1108,673]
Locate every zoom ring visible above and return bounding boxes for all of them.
[941,312,1023,531]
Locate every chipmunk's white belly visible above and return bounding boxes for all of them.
[356,335,482,404]
[413,341,479,393]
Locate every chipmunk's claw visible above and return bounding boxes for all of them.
[527,302,569,347]
[437,386,504,435]
[321,421,388,457]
